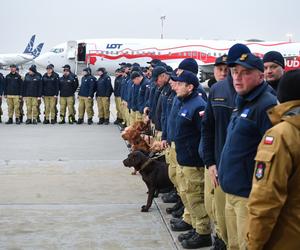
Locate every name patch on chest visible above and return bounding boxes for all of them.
[240,108,250,118]
[180,109,188,117]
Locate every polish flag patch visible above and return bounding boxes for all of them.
[199,111,205,117]
[264,136,274,145]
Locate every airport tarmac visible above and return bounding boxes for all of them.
[0,96,211,250]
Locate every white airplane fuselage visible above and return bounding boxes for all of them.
[35,38,300,74]
[0,53,34,67]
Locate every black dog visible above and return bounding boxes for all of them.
[123,151,173,212]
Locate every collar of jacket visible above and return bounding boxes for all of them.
[236,81,268,109]
[178,89,199,103]
[267,100,300,129]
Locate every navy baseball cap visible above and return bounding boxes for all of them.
[130,71,143,80]
[152,66,167,80]
[62,64,71,70]
[171,70,199,88]
[227,43,251,65]
[232,53,264,72]
[214,55,228,66]
[147,59,161,66]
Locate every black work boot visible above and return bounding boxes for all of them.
[69,115,76,124]
[178,229,196,242]
[97,118,104,125]
[171,220,193,232]
[162,190,179,203]
[103,118,109,125]
[59,116,65,124]
[113,118,122,125]
[166,198,183,214]
[32,119,37,124]
[211,235,227,250]
[119,121,126,129]
[68,116,72,124]
[77,118,84,124]
[5,118,13,124]
[181,233,212,249]
[172,205,184,218]
[170,217,183,225]
[43,119,50,124]
[87,118,93,125]
[16,118,21,125]
[25,119,32,124]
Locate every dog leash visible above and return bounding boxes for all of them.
[139,153,164,171]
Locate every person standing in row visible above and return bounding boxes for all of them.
[59,65,78,124]
[23,65,42,124]
[4,64,23,124]
[77,67,96,125]
[42,64,59,124]
[95,67,113,125]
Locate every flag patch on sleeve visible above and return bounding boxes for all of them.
[264,136,274,145]
[199,111,205,117]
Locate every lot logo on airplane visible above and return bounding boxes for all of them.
[106,43,123,49]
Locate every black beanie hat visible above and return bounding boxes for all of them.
[29,64,37,73]
[277,69,300,103]
[263,51,285,69]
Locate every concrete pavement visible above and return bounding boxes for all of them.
[0,96,211,250]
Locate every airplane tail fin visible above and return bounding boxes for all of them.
[23,34,36,54]
[32,43,44,58]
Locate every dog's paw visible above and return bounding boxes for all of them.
[141,205,149,212]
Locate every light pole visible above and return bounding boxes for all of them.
[286,33,293,43]
[160,15,166,39]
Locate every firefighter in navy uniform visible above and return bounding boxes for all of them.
[29,65,43,123]
[4,64,23,124]
[95,67,113,125]
[120,64,132,127]
[246,69,300,250]
[59,65,78,124]
[0,72,4,123]
[129,66,143,124]
[263,51,285,92]
[16,66,25,123]
[200,44,250,250]
[130,70,149,121]
[49,63,60,122]
[42,65,59,124]
[113,68,124,125]
[171,70,212,249]
[218,53,277,249]
[23,65,43,124]
[77,67,96,125]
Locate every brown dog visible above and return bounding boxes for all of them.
[123,151,173,212]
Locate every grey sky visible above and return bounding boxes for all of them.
[0,0,298,53]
